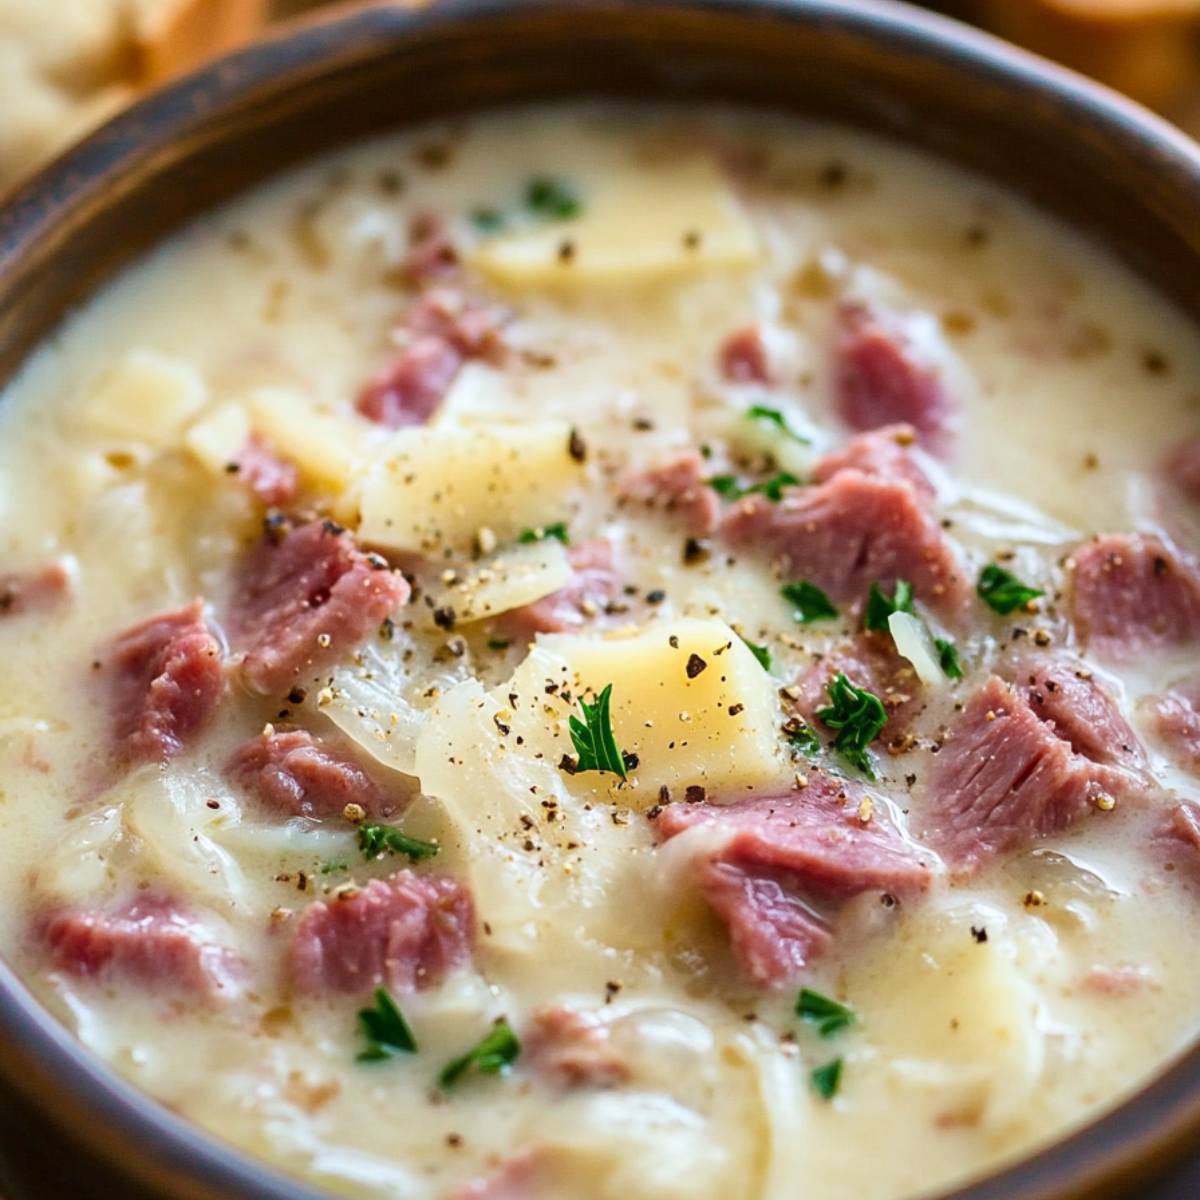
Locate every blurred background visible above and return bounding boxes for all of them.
[3,0,1200,193]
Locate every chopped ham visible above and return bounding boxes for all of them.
[1146,675,1200,771]
[226,727,398,820]
[231,435,300,507]
[0,559,73,617]
[1070,532,1200,660]
[288,870,473,994]
[104,600,224,762]
[1164,435,1200,503]
[811,423,933,500]
[921,675,1134,873]
[357,288,507,428]
[525,1007,630,1089]
[718,326,772,384]
[654,773,932,987]
[42,895,241,1000]
[721,469,967,618]
[1153,800,1200,885]
[833,301,956,450]
[618,452,719,536]
[452,1150,541,1200]
[229,519,409,696]
[498,539,621,640]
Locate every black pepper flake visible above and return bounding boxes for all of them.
[633,417,655,431]
[659,784,671,803]
[621,750,640,772]
[224,461,240,474]
[558,753,578,775]
[1153,555,1169,577]
[365,552,390,571]
[445,1133,463,1149]
[567,428,587,463]
[557,239,576,263]
[646,590,666,605]
[379,616,396,641]
[685,785,707,804]
[970,925,988,944]
[728,703,745,717]
[263,511,290,543]
[682,229,702,250]
[686,653,708,679]
[646,804,663,820]
[682,537,711,565]
[432,606,457,631]
[321,518,346,537]
[287,687,307,705]
[668,635,680,649]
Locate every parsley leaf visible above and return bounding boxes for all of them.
[810,1056,844,1100]
[358,823,440,863]
[863,579,914,632]
[470,207,505,233]
[357,988,417,1062]
[518,522,569,545]
[319,860,348,875]
[796,988,856,1037]
[782,717,821,755]
[745,404,811,445]
[739,634,772,672]
[815,673,887,779]
[935,637,963,679]
[487,638,512,651]
[707,472,800,502]
[781,580,838,624]
[438,1019,520,1088]
[525,177,582,221]
[707,474,744,499]
[977,563,1043,615]
[566,684,628,778]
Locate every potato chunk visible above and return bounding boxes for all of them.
[429,539,573,626]
[247,386,367,493]
[469,155,759,288]
[356,422,584,555]
[183,402,251,476]
[79,348,207,448]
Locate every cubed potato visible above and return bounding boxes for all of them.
[469,154,759,288]
[79,348,208,448]
[247,386,367,494]
[183,402,251,476]
[430,539,573,626]
[356,422,585,555]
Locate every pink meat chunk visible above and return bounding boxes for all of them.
[526,1007,630,1089]
[721,469,967,618]
[452,1150,541,1200]
[229,519,409,696]
[0,559,73,617]
[811,423,933,500]
[1153,800,1200,885]
[498,539,621,639]
[105,600,224,762]
[231,435,300,507]
[357,288,507,428]
[1147,675,1200,771]
[655,773,932,986]
[42,895,241,1000]
[1164,436,1200,503]
[922,675,1134,873]
[1070,533,1200,660]
[833,301,956,450]
[288,871,473,994]
[226,727,396,820]
[618,452,720,536]
[718,325,772,384]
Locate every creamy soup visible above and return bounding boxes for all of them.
[1,105,1200,1200]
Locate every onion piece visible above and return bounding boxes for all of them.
[887,610,945,687]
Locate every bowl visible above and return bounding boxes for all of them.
[1,1,1200,1197]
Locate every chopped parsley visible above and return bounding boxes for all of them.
[783,718,821,755]
[745,404,811,445]
[935,637,964,679]
[525,176,582,221]
[739,634,772,672]
[487,639,512,652]
[707,472,800,502]
[565,683,628,778]
[358,823,440,862]
[977,563,1043,615]
[796,988,856,1037]
[708,474,745,499]
[319,860,348,875]
[864,579,914,632]
[470,207,505,233]
[518,522,569,545]
[810,1056,844,1100]
[815,673,887,779]
[357,988,417,1062]
[781,580,838,624]
[438,1019,520,1088]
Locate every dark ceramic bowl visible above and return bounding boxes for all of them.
[1,1,1200,1197]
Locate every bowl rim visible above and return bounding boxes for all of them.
[2,2,1200,1199]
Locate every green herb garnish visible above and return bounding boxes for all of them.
[707,472,800,502]
[935,637,963,679]
[783,718,821,755]
[487,638,512,652]
[739,635,772,672]
[976,563,1043,615]
[438,1019,520,1088]
[470,207,505,233]
[319,860,348,875]
[745,404,811,445]
[815,673,887,779]
[796,989,856,1037]
[810,1056,844,1100]
[358,823,440,862]
[357,987,417,1062]
[566,683,628,778]
[525,177,582,221]
[781,580,838,624]
[708,474,745,499]
[863,579,914,632]
[518,522,569,545]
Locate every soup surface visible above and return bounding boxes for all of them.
[2,106,1200,1200]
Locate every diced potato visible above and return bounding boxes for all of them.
[510,618,788,806]
[430,540,572,626]
[356,422,584,555]
[79,348,207,448]
[183,402,250,476]
[469,155,759,288]
[247,385,367,494]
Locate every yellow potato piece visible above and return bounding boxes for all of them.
[429,539,573,626]
[247,385,366,494]
[356,422,584,555]
[469,155,759,288]
[183,402,250,476]
[79,348,207,448]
